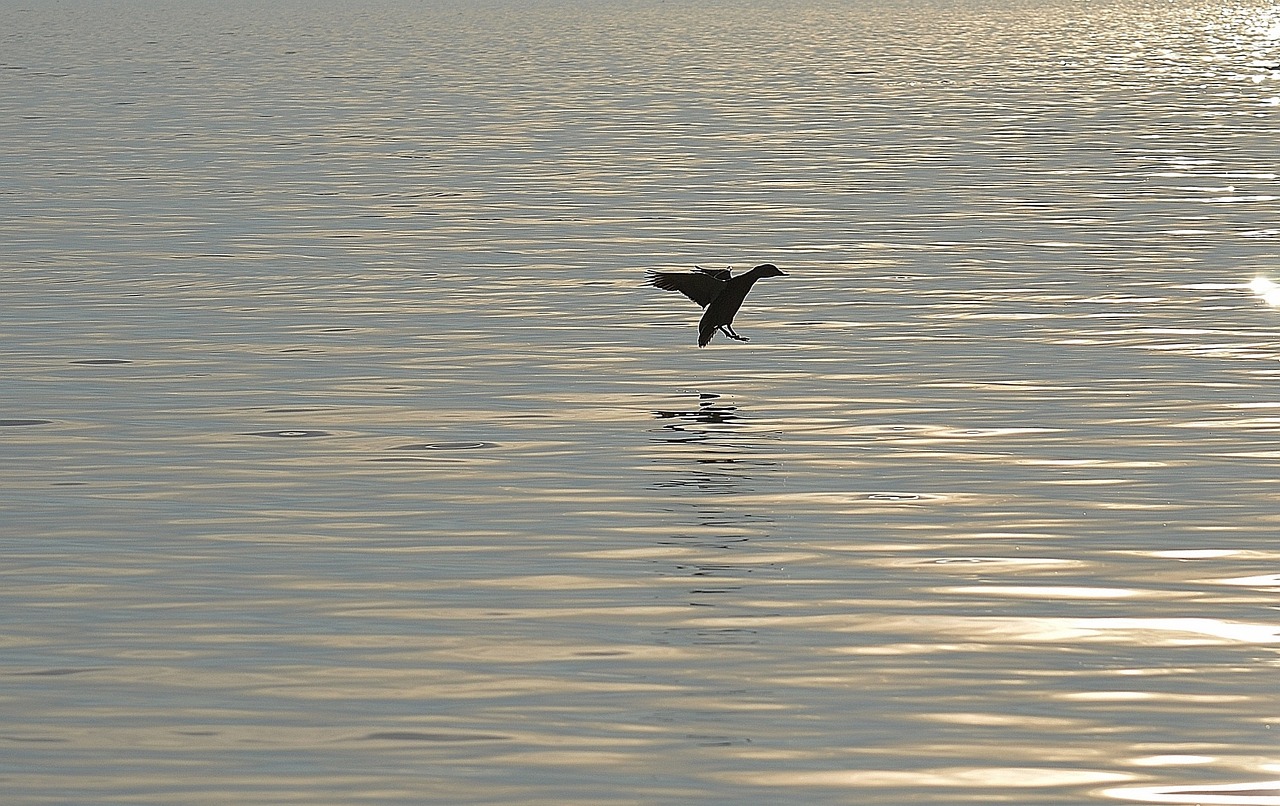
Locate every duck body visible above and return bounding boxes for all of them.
[645,263,788,347]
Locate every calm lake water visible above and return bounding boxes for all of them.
[5,0,1280,803]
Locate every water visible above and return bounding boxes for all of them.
[5,0,1280,802]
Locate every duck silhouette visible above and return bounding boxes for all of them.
[646,264,788,347]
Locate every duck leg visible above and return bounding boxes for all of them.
[720,325,749,342]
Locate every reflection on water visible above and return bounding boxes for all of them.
[6,0,1280,802]
[649,393,782,620]
[654,393,742,429]
[1249,276,1280,305]
[650,393,781,495]
[1107,780,1280,805]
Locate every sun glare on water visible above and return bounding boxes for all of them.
[1249,277,1280,306]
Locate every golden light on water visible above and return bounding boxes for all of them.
[1249,276,1280,306]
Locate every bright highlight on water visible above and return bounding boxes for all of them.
[1248,276,1280,305]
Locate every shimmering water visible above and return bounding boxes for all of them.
[5,0,1280,803]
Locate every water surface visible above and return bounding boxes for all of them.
[5,0,1280,803]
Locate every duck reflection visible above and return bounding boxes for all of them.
[648,393,780,620]
[653,392,741,429]
[650,393,777,493]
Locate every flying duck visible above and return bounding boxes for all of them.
[645,264,788,347]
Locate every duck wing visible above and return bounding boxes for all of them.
[645,269,728,307]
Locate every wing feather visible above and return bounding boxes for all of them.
[644,270,727,307]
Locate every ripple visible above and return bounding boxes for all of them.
[0,419,51,427]
[0,735,68,744]
[1105,780,1280,805]
[390,441,498,451]
[262,408,333,414]
[938,585,1144,599]
[243,430,331,438]
[736,767,1132,788]
[69,359,131,365]
[359,731,509,742]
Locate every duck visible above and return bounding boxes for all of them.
[645,264,788,347]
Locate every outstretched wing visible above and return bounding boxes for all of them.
[645,269,728,307]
